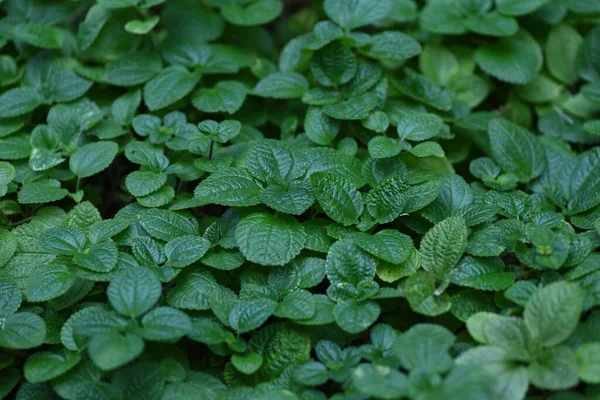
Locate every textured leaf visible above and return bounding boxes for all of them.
[235,212,306,266]
[107,268,162,318]
[488,119,545,182]
[311,172,363,225]
[253,72,309,99]
[475,30,542,84]
[70,141,118,178]
[524,281,583,347]
[324,0,394,29]
[143,66,201,111]
[420,216,469,280]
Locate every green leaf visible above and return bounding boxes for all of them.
[545,24,583,85]
[88,332,145,371]
[11,24,65,49]
[304,107,340,145]
[475,29,542,84]
[235,212,306,266]
[397,113,445,141]
[24,263,74,302]
[191,81,247,114]
[0,88,43,118]
[404,271,452,316]
[69,141,119,178]
[524,281,583,347]
[311,41,357,87]
[352,364,408,399]
[0,281,21,314]
[23,350,81,383]
[360,31,421,62]
[125,171,167,197]
[334,301,380,334]
[354,229,413,264]
[420,216,468,280]
[496,0,549,15]
[40,227,86,255]
[73,241,119,273]
[124,16,160,35]
[576,342,600,383]
[368,136,406,158]
[326,238,377,286]
[140,306,192,340]
[103,53,163,87]
[231,352,263,375]
[143,66,201,111]
[311,172,363,225]
[0,312,46,349]
[394,323,455,374]
[222,0,283,26]
[138,209,199,241]
[253,72,309,99]
[451,256,515,291]
[323,92,379,120]
[18,180,68,204]
[529,346,579,390]
[165,236,210,268]
[229,298,277,333]
[409,141,445,158]
[488,118,545,182]
[194,168,262,207]
[107,267,162,318]
[324,0,394,29]
[366,175,407,224]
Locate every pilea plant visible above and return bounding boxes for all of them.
[0,0,600,399]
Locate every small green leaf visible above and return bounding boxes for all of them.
[253,72,309,99]
[124,16,160,35]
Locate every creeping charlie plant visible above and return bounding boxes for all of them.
[0,0,600,399]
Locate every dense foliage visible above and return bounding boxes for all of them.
[1,0,600,399]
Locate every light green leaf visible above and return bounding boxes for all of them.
[231,352,263,375]
[576,342,600,383]
[125,171,167,197]
[88,332,144,371]
[124,16,160,35]
[394,323,455,374]
[545,24,583,85]
[496,0,549,15]
[138,209,199,241]
[323,92,379,120]
[25,263,74,302]
[451,256,515,291]
[304,106,340,145]
[524,281,583,347]
[529,346,579,390]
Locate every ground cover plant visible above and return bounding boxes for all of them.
[1,0,600,398]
